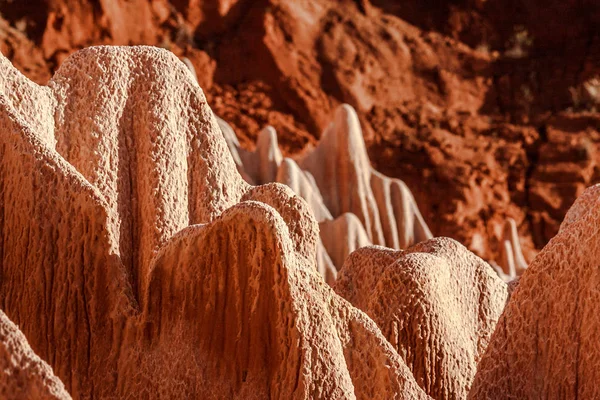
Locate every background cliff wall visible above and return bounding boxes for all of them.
[3,0,599,261]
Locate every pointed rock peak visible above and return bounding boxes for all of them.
[276,157,333,222]
[497,218,527,278]
[325,104,370,165]
[242,183,319,263]
[253,126,282,183]
[256,125,283,165]
[41,45,249,297]
[559,183,600,233]
[257,125,280,150]
[278,157,299,174]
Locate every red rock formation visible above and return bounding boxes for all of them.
[336,238,508,399]
[470,183,600,398]
[0,311,71,400]
[0,46,428,399]
[142,200,428,398]
[276,158,332,222]
[319,213,372,271]
[299,105,433,248]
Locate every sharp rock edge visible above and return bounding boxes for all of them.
[204,61,528,285]
[217,104,435,277]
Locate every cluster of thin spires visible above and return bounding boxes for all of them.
[209,70,526,284]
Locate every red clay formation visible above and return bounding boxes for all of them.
[219,102,435,276]
[0,46,433,399]
[0,1,599,397]
[470,183,600,398]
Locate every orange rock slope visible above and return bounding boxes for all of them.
[0,311,70,400]
[470,183,600,398]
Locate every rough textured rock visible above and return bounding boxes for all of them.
[219,116,339,281]
[336,238,509,400]
[142,200,429,399]
[48,46,249,297]
[470,183,600,399]
[2,0,600,264]
[0,45,428,399]
[0,311,71,400]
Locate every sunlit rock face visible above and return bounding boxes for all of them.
[335,238,508,400]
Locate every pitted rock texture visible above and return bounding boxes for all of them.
[0,45,428,399]
[0,311,71,400]
[142,201,429,399]
[335,238,509,400]
[469,183,600,399]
